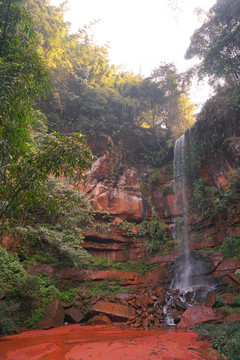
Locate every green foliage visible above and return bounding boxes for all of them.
[137,212,173,254]
[196,322,240,360]
[0,246,85,333]
[191,178,213,218]
[162,185,174,196]
[0,0,51,163]
[214,294,224,308]
[15,224,91,268]
[83,280,129,297]
[191,169,240,221]
[88,256,162,275]
[1,132,93,226]
[23,277,61,328]
[113,259,163,275]
[0,0,94,248]
[58,288,77,304]
[235,269,240,280]
[85,222,113,237]
[147,168,161,186]
[220,235,240,259]
[234,295,240,307]
[186,0,240,86]
[0,302,19,335]
[23,0,195,153]
[2,178,94,268]
[115,220,136,237]
[218,306,239,316]
[0,246,41,334]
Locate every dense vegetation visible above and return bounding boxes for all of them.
[196,322,240,360]
[24,0,195,158]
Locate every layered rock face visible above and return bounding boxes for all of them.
[80,152,148,221]
[78,150,174,261]
[78,134,240,264]
[67,123,240,329]
[78,152,148,261]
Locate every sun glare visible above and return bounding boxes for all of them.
[51,0,216,105]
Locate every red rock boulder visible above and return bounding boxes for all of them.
[86,314,112,325]
[178,306,222,329]
[225,311,240,322]
[65,308,84,323]
[36,300,65,329]
[88,301,135,322]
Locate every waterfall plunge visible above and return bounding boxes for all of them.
[171,133,214,292]
[172,134,192,290]
[163,133,215,325]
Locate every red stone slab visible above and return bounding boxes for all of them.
[0,324,219,360]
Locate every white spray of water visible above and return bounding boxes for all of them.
[164,133,215,325]
[172,133,192,290]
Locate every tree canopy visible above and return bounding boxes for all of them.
[0,0,93,257]
[185,0,240,86]
[23,0,195,148]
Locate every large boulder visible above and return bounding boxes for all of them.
[86,315,112,325]
[178,306,222,329]
[36,300,65,329]
[220,293,239,306]
[87,301,135,322]
[64,308,84,323]
[225,311,240,322]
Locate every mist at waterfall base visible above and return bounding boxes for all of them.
[164,133,215,326]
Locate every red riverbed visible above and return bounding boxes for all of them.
[0,324,219,360]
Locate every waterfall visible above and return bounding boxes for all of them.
[163,132,215,325]
[171,132,214,292]
[172,134,192,290]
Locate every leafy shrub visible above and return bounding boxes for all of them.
[217,306,238,316]
[115,220,136,237]
[138,212,173,254]
[0,302,19,335]
[0,246,64,334]
[191,172,240,221]
[87,256,162,274]
[83,280,129,297]
[214,294,224,308]
[162,185,174,196]
[234,295,240,306]
[196,322,240,360]
[58,288,77,304]
[9,179,94,268]
[235,269,240,279]
[220,234,240,259]
[0,246,41,334]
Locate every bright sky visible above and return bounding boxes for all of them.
[51,0,216,106]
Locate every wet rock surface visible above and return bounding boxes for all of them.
[170,251,215,289]
[178,306,222,329]
[0,324,219,360]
